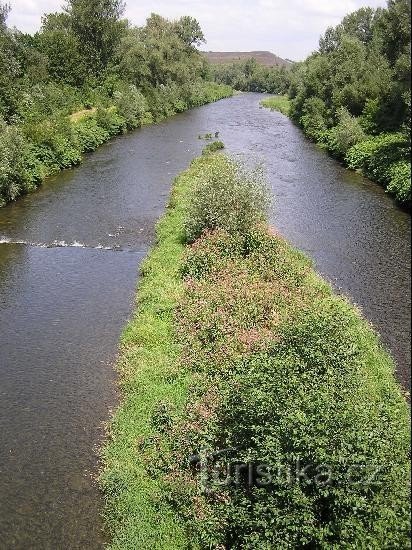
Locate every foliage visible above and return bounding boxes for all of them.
[202,141,224,155]
[211,58,292,94]
[287,0,411,203]
[298,97,329,141]
[387,160,411,203]
[183,155,268,243]
[173,223,410,548]
[100,152,411,549]
[323,107,366,158]
[0,2,232,207]
[112,84,147,129]
[346,132,409,183]
[260,95,290,115]
[0,119,32,206]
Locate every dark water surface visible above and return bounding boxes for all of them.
[0,93,410,548]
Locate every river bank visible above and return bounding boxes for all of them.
[261,95,411,206]
[101,150,410,548]
[0,82,232,208]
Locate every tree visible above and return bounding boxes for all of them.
[174,16,205,48]
[37,12,87,86]
[0,1,10,30]
[64,0,126,75]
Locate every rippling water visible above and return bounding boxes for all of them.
[0,93,410,548]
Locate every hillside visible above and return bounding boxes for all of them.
[202,50,292,67]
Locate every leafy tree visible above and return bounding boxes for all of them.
[37,12,87,86]
[64,0,126,75]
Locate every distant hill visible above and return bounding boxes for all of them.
[202,51,293,68]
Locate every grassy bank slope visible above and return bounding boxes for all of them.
[101,151,410,548]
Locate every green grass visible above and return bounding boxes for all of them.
[261,95,291,116]
[99,158,210,549]
[100,152,410,548]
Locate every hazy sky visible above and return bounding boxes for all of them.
[7,0,387,61]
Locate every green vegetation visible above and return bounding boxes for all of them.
[0,1,232,207]
[260,95,291,116]
[211,57,291,94]
[202,140,225,155]
[284,0,411,204]
[101,151,411,548]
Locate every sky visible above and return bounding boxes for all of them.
[7,0,387,61]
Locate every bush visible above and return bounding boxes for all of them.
[323,107,366,158]
[94,106,126,136]
[346,133,410,187]
[0,120,32,205]
[387,160,411,203]
[172,226,410,549]
[299,97,329,141]
[202,141,224,155]
[113,85,148,129]
[73,117,110,151]
[183,154,268,243]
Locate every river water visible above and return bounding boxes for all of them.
[0,93,410,548]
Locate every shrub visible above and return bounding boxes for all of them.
[94,106,126,136]
[73,117,110,152]
[0,120,32,205]
[323,107,366,158]
[387,160,411,203]
[172,225,411,549]
[183,154,269,243]
[113,85,148,129]
[202,141,224,155]
[299,97,329,141]
[346,133,410,186]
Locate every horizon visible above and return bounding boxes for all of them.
[7,0,387,61]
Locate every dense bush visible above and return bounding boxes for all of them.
[113,85,148,129]
[346,133,410,185]
[387,160,411,203]
[172,225,410,548]
[183,154,268,243]
[298,97,329,141]
[167,155,411,548]
[322,107,366,158]
[0,120,32,205]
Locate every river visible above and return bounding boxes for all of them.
[0,93,410,548]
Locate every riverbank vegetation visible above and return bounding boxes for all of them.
[212,0,411,205]
[260,95,290,116]
[259,0,411,204]
[211,58,291,94]
[101,150,411,548]
[0,1,232,207]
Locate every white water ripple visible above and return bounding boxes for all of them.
[0,236,119,251]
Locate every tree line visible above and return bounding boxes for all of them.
[212,0,411,204]
[0,0,232,206]
[288,0,411,203]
